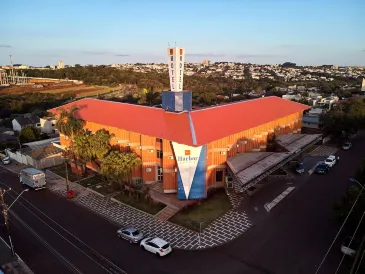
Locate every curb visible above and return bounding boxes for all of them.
[86,187,105,198]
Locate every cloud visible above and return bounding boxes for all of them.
[186,53,225,57]
[0,44,11,48]
[115,54,129,57]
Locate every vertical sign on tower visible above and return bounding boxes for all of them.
[167,47,185,92]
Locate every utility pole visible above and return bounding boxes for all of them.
[0,188,15,257]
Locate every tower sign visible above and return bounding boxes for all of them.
[167,47,185,92]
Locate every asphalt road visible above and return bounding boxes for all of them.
[0,133,364,274]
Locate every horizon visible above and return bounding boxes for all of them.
[1,0,365,67]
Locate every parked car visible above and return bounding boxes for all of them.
[117,227,144,243]
[140,237,172,257]
[1,156,11,165]
[324,155,337,167]
[315,163,330,174]
[20,168,46,190]
[342,142,352,150]
[295,163,305,175]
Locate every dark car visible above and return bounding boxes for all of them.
[315,163,329,174]
[342,142,352,150]
[295,163,305,174]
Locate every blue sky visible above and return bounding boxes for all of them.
[1,0,364,66]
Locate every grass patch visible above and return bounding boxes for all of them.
[78,175,106,187]
[113,191,166,215]
[90,183,119,196]
[170,188,232,231]
[47,164,79,182]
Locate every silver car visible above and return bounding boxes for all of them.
[117,227,144,243]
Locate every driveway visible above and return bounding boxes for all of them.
[219,132,365,274]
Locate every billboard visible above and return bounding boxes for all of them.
[167,47,185,92]
[172,142,206,200]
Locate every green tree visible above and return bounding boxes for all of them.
[100,151,141,196]
[55,106,85,138]
[89,129,113,164]
[73,129,93,163]
[19,126,40,143]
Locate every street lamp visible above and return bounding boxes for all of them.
[350,178,365,190]
[0,187,29,257]
[7,188,29,212]
[198,222,204,248]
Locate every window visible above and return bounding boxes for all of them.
[216,170,223,182]
[156,138,162,142]
[157,166,163,181]
[132,230,140,236]
[156,150,163,159]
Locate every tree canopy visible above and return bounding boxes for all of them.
[19,125,40,143]
[322,98,365,137]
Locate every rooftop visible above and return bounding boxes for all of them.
[227,134,322,190]
[49,96,310,147]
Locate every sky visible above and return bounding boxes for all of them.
[1,0,365,66]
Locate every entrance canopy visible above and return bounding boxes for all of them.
[227,134,322,193]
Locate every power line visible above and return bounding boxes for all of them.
[354,249,365,274]
[334,211,365,274]
[314,186,364,274]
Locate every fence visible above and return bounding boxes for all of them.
[6,149,64,169]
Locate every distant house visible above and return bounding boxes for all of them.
[40,117,57,134]
[12,115,40,132]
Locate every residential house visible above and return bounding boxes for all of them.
[12,115,40,132]
[40,117,57,134]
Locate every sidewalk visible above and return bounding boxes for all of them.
[1,163,253,250]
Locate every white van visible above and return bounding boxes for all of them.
[20,168,46,190]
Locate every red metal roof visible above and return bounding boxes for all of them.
[190,96,310,145]
[49,97,310,147]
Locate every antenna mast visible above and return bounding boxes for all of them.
[9,55,15,84]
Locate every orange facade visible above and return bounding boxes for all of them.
[59,112,303,193]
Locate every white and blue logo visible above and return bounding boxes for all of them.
[172,142,207,200]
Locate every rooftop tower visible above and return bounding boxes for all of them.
[162,46,192,112]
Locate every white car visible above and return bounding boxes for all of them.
[140,237,172,257]
[324,155,337,167]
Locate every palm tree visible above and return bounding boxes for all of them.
[55,106,85,191]
[100,151,141,197]
[55,106,85,138]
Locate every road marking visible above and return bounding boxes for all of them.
[0,182,127,274]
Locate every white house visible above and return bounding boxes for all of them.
[12,115,40,132]
[40,117,57,134]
